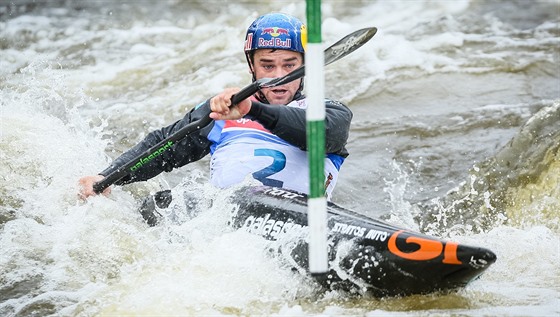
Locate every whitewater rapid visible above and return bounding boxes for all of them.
[1,0,559,316]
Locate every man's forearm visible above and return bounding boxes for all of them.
[99,101,215,185]
[247,99,352,156]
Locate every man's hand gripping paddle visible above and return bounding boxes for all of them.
[93,27,377,194]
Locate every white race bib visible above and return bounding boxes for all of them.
[209,118,339,199]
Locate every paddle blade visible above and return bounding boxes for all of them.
[324,27,377,66]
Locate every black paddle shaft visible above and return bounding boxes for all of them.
[92,27,377,194]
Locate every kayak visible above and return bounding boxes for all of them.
[141,185,496,297]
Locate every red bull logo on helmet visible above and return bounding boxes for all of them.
[261,27,289,37]
[258,27,292,49]
[258,37,292,49]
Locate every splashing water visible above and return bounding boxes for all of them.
[1,0,559,316]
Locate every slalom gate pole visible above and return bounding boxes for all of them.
[305,0,328,274]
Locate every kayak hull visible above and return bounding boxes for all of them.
[229,186,496,296]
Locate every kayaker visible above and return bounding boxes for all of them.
[78,12,352,200]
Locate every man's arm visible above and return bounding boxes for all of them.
[98,101,215,185]
[247,99,352,157]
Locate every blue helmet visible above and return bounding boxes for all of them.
[243,13,307,102]
[244,13,306,60]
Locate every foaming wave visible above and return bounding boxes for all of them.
[0,60,143,315]
[70,182,317,316]
[418,101,560,235]
[329,0,559,105]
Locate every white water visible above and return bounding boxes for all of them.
[1,1,559,316]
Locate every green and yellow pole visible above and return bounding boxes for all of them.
[305,0,328,274]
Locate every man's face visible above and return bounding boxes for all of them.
[252,49,303,105]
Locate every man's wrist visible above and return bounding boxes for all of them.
[247,101,262,118]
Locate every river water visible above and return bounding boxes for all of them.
[1,0,559,316]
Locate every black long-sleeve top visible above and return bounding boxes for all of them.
[99,94,352,185]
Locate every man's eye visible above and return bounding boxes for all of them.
[263,65,274,70]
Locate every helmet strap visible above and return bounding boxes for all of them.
[246,52,270,103]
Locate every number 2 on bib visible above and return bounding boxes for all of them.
[252,149,286,187]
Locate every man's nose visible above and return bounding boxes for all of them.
[273,66,288,78]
